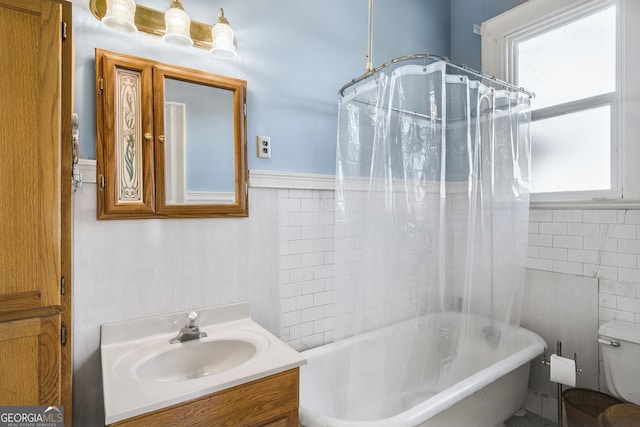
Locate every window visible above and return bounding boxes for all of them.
[482,0,640,206]
[517,5,615,195]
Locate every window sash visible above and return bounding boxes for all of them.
[517,7,619,200]
[531,92,615,121]
[530,98,618,201]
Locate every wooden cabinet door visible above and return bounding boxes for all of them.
[0,0,62,311]
[96,49,155,218]
[0,315,61,405]
[0,0,71,423]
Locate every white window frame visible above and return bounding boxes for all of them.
[482,0,640,208]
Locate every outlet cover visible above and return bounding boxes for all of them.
[257,135,271,159]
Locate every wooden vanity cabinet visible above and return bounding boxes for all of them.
[109,368,300,427]
[0,0,73,423]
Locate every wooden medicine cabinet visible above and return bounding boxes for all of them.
[95,49,248,219]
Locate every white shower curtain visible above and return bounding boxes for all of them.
[330,60,532,420]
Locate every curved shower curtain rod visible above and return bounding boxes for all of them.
[338,53,535,99]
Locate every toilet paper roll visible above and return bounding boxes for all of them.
[550,354,576,387]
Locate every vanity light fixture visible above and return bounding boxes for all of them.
[90,0,238,56]
[210,9,237,59]
[102,0,137,33]
[163,0,193,47]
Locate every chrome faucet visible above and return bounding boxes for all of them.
[169,311,208,344]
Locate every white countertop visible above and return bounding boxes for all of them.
[101,302,306,424]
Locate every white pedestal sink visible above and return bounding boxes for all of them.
[101,302,305,424]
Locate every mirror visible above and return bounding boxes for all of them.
[96,49,248,219]
[163,79,235,204]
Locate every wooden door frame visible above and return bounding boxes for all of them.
[60,0,73,424]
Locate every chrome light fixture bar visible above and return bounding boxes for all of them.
[90,0,237,55]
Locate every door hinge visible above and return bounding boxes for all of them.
[61,325,67,345]
[61,22,67,41]
[60,276,66,295]
[98,174,105,191]
[243,103,247,116]
[98,78,104,95]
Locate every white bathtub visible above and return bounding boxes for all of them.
[299,312,546,427]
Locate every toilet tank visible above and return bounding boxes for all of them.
[598,320,640,405]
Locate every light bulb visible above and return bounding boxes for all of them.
[210,8,237,59]
[102,0,137,33]
[163,0,193,47]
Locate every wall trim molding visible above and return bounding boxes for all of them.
[77,160,336,191]
[78,159,97,184]
[71,161,640,208]
[249,170,335,190]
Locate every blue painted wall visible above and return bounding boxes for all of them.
[75,0,450,175]
[449,0,527,70]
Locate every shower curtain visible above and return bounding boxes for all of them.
[330,60,532,420]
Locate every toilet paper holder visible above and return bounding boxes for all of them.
[541,341,582,373]
[541,341,582,427]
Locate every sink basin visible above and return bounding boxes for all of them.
[101,303,306,424]
[136,339,257,382]
[112,330,268,384]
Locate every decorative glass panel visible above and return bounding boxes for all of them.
[115,67,143,203]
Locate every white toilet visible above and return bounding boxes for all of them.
[598,319,640,405]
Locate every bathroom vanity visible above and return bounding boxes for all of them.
[108,368,299,426]
[101,303,305,426]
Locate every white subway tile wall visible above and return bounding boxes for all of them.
[276,188,640,420]
[279,189,337,351]
[527,209,640,325]
[281,199,640,351]
[278,185,479,350]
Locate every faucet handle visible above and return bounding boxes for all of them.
[187,311,199,326]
